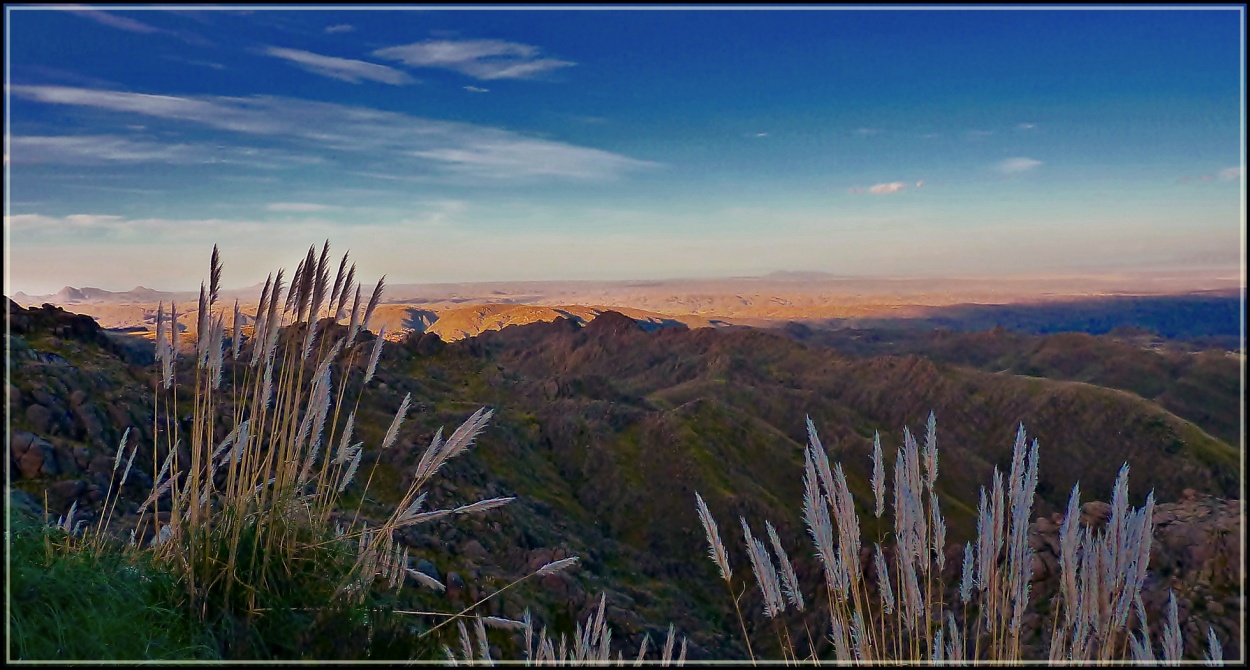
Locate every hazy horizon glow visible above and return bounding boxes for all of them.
[4,6,1245,295]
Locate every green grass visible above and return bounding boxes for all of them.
[8,511,219,661]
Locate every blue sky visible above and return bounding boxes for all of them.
[4,6,1244,294]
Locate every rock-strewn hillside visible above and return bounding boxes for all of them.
[5,300,1241,659]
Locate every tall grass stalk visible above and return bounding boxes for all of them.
[53,242,535,658]
[695,412,1228,663]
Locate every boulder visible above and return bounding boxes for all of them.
[415,559,441,583]
[47,479,86,511]
[53,441,82,476]
[11,431,59,478]
[25,404,53,435]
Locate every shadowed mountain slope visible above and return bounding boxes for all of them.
[7,302,1240,659]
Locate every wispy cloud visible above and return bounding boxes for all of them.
[995,157,1042,174]
[1016,122,1036,131]
[868,181,908,195]
[266,202,336,213]
[264,47,414,85]
[65,6,212,46]
[464,85,490,93]
[66,6,162,34]
[325,24,355,34]
[1218,166,1242,181]
[7,134,316,168]
[163,55,225,70]
[373,39,575,80]
[10,85,656,182]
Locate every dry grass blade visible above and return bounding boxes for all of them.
[483,616,525,631]
[398,508,453,526]
[694,492,731,582]
[453,497,515,515]
[405,567,446,593]
[535,556,579,576]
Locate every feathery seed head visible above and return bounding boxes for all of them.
[208,244,221,306]
[960,541,975,603]
[196,282,209,368]
[874,543,895,614]
[330,251,349,319]
[1162,589,1183,663]
[923,410,938,490]
[454,496,515,515]
[336,412,357,464]
[363,276,386,333]
[231,299,242,359]
[406,567,446,593]
[112,427,131,472]
[695,492,732,582]
[535,556,579,577]
[1205,627,1223,664]
[931,492,947,570]
[381,392,411,450]
[336,263,355,322]
[740,517,784,617]
[364,325,386,384]
[347,283,362,345]
[169,301,179,361]
[871,430,885,518]
[765,519,805,611]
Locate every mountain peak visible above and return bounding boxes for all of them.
[583,310,642,336]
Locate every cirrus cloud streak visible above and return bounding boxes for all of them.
[10,84,655,182]
[263,47,414,85]
[373,39,575,80]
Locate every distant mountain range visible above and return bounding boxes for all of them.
[11,278,1242,349]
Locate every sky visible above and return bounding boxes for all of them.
[4,5,1245,294]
